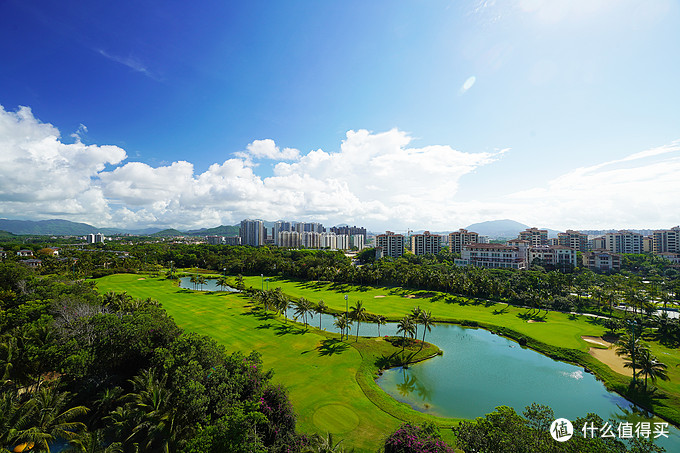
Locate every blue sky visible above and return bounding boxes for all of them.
[1,0,679,232]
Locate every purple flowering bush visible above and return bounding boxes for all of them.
[384,422,455,453]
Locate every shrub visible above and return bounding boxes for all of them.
[384,422,454,453]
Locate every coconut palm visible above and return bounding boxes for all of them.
[65,430,123,453]
[294,297,313,327]
[419,311,436,351]
[350,301,368,341]
[334,316,348,340]
[24,387,89,451]
[275,291,291,322]
[316,301,328,330]
[0,388,37,448]
[303,432,345,452]
[235,274,246,291]
[375,315,387,337]
[189,275,197,290]
[216,276,229,291]
[616,333,646,384]
[636,348,669,391]
[396,316,415,352]
[409,306,422,340]
[197,275,207,291]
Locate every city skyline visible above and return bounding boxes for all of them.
[1,1,679,231]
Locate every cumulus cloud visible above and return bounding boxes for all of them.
[0,105,126,224]
[92,128,501,230]
[8,103,678,232]
[235,139,300,161]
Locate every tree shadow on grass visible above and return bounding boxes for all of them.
[274,324,306,336]
[255,323,274,330]
[516,311,546,322]
[317,338,350,356]
[493,304,511,315]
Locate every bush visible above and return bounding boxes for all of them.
[384,422,454,453]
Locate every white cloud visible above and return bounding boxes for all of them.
[460,76,477,93]
[0,105,126,224]
[97,49,159,80]
[235,139,300,161]
[503,141,680,229]
[5,104,678,232]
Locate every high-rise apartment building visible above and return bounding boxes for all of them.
[330,225,367,241]
[239,219,264,246]
[653,226,680,254]
[518,228,548,247]
[295,222,324,234]
[410,231,442,256]
[557,230,588,252]
[375,231,405,259]
[448,229,479,254]
[605,230,643,254]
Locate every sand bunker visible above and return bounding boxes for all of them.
[526,319,546,323]
[374,295,386,298]
[137,278,146,280]
[581,336,632,377]
[404,294,416,298]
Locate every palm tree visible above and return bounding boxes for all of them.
[304,432,345,452]
[409,306,422,341]
[125,369,184,452]
[333,315,347,340]
[616,333,646,384]
[636,348,669,391]
[235,274,246,291]
[315,301,328,330]
[375,315,387,337]
[216,276,228,291]
[189,275,197,290]
[0,388,36,448]
[294,297,312,327]
[275,292,291,323]
[197,275,207,291]
[396,316,415,352]
[65,430,123,452]
[24,388,89,451]
[350,301,368,341]
[419,311,436,351]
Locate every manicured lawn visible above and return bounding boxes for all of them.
[96,273,680,448]
[237,275,608,351]
[236,275,680,424]
[95,274,453,451]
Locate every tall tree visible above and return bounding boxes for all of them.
[419,311,436,351]
[636,348,669,391]
[350,301,368,341]
[375,315,387,337]
[315,301,328,330]
[396,317,415,353]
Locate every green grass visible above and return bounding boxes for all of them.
[236,275,680,425]
[95,274,455,452]
[238,275,608,351]
[95,273,680,450]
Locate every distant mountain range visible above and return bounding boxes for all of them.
[0,219,161,236]
[0,217,652,240]
[463,219,560,239]
[0,218,242,237]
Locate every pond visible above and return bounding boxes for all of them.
[179,277,239,292]
[292,309,679,450]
